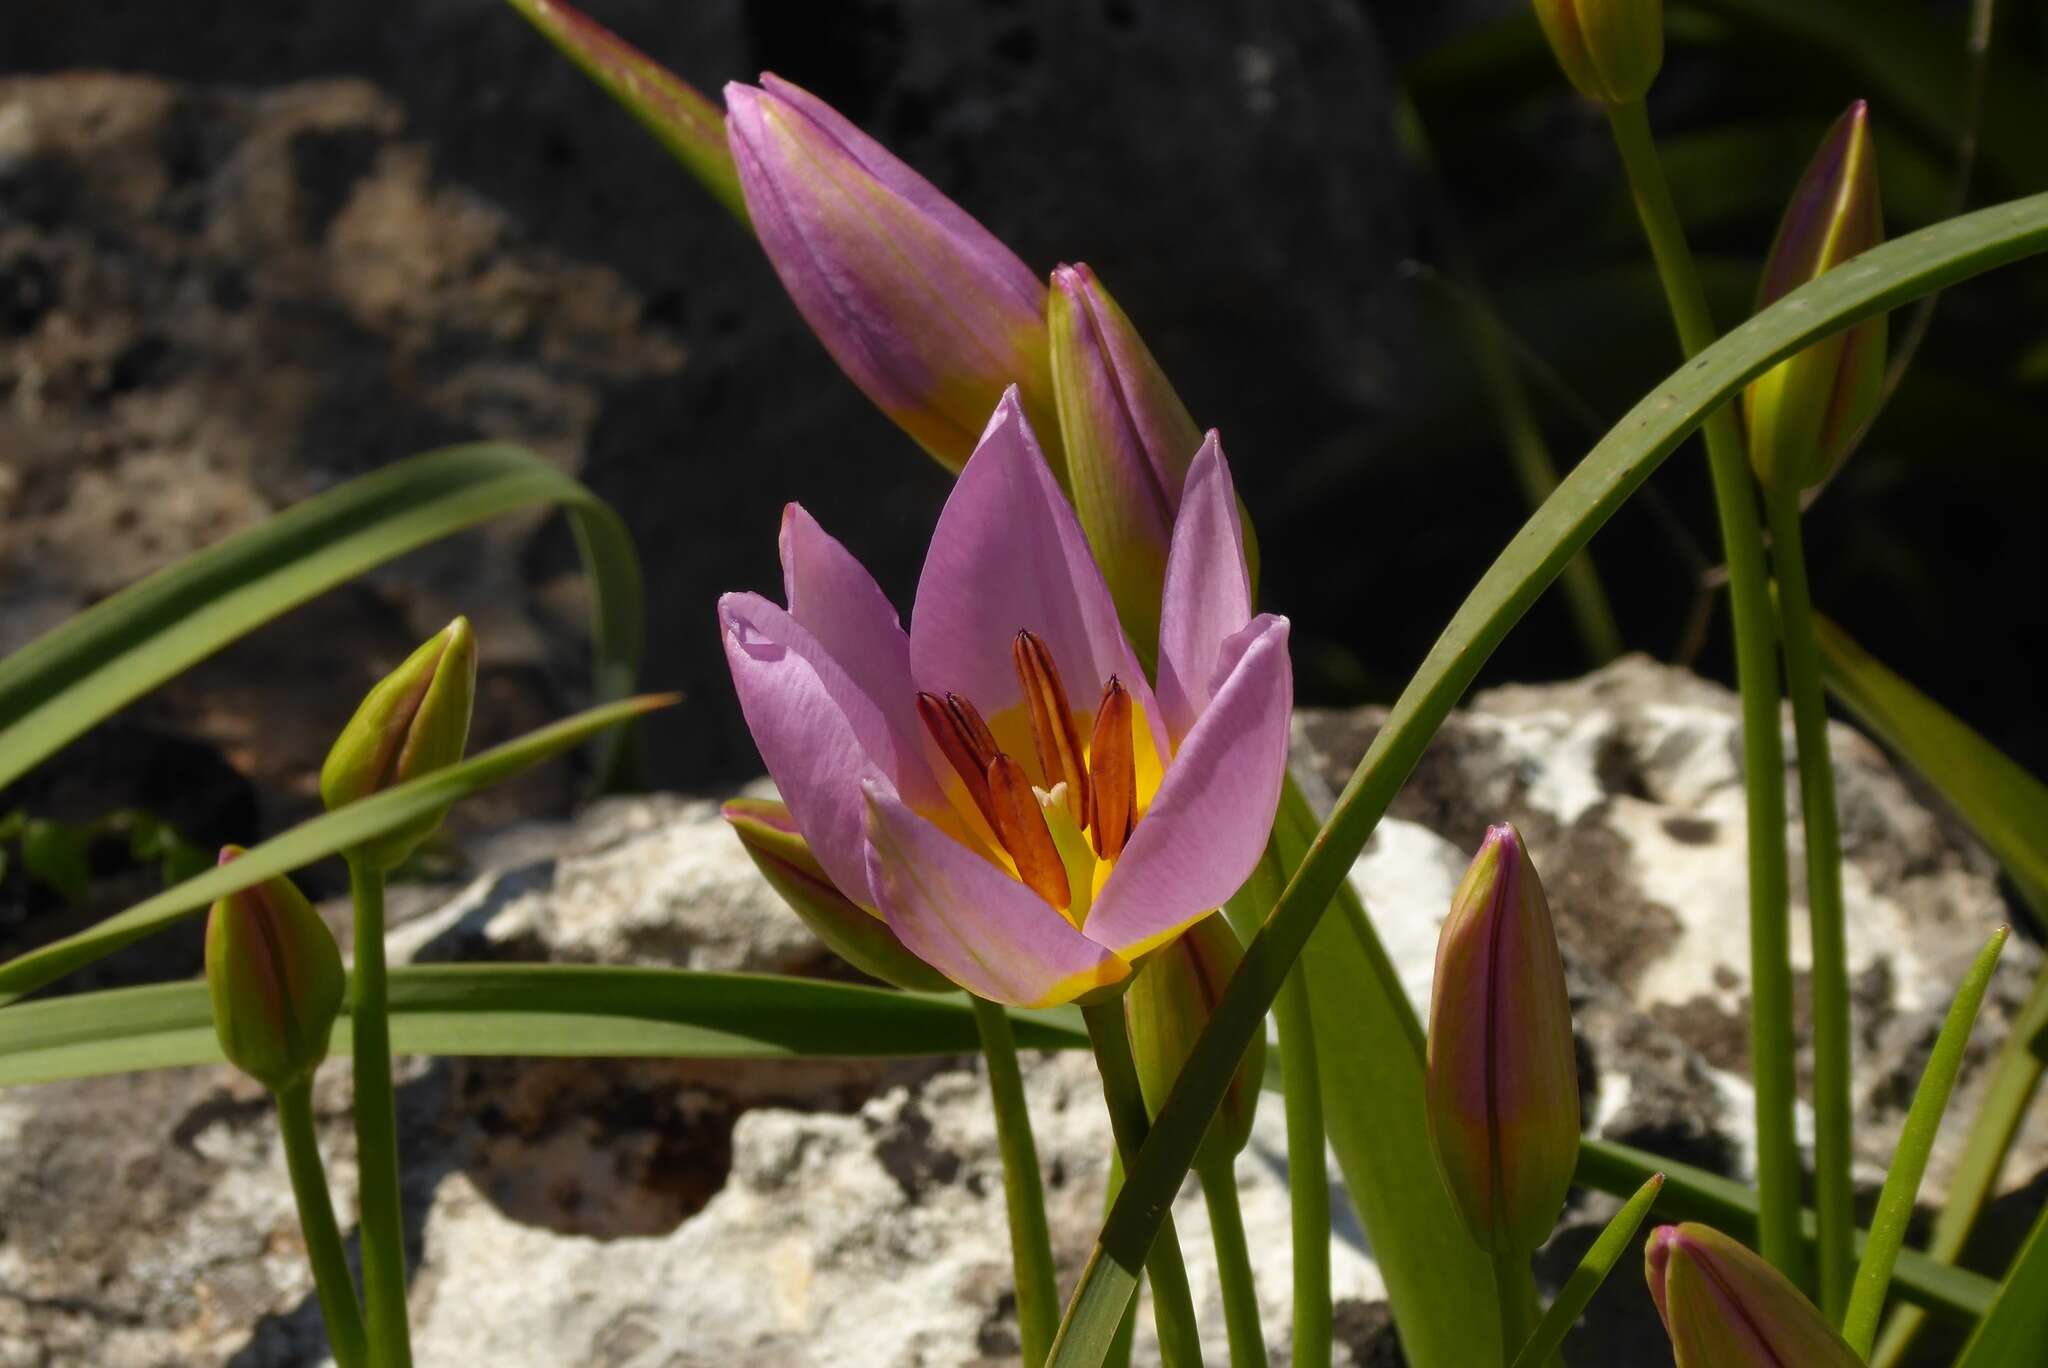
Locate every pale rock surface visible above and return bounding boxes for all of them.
[0,658,2036,1366]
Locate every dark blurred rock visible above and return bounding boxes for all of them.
[0,1,1411,794]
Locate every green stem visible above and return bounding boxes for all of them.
[348,857,413,1368]
[276,1080,368,1368]
[1604,95,1801,1287]
[1871,961,2048,1367]
[1104,1147,1139,1368]
[1491,1249,1533,1368]
[970,993,1061,1367]
[1765,488,1855,1323]
[1081,1000,1205,1368]
[1196,1156,1265,1368]
[1223,841,1330,1368]
[1842,927,2011,1356]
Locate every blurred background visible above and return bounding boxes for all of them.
[3,1,2046,942]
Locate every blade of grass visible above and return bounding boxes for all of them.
[1949,1190,2048,1367]
[1511,1173,1664,1368]
[1045,192,2048,1367]
[499,0,745,223]
[0,965,1089,1087]
[1841,926,2010,1355]
[0,444,644,793]
[0,694,675,1005]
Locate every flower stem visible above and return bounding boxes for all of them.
[1226,839,1330,1368]
[347,857,413,1368]
[1081,999,1206,1368]
[1766,487,1855,1322]
[1104,1146,1139,1368]
[1196,1155,1265,1368]
[1491,1248,1533,1367]
[1604,96,1802,1287]
[276,1079,368,1368]
[970,993,1061,1367]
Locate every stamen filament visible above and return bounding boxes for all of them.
[1090,677,1135,861]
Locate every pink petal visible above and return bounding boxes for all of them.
[910,391,1166,757]
[723,78,1050,467]
[863,784,1130,1007]
[1084,614,1292,958]
[1155,433,1253,748]
[779,504,941,809]
[720,591,909,903]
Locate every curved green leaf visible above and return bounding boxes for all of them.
[1048,193,2048,1367]
[0,694,675,1006]
[501,0,745,222]
[1815,614,2048,919]
[0,964,1088,1088]
[0,443,643,794]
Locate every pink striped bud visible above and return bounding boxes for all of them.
[1532,0,1664,105]
[205,848,345,1093]
[1124,911,1264,1167]
[1425,823,1580,1255]
[1646,1223,1862,1366]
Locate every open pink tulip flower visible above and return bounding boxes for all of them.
[719,389,1292,1006]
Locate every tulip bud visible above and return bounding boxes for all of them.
[205,848,346,1093]
[1049,262,1204,659]
[724,76,1061,481]
[319,616,477,870]
[1124,912,1264,1169]
[1744,101,1885,493]
[1532,0,1664,105]
[723,797,954,993]
[1425,823,1580,1256]
[1646,1223,1862,1367]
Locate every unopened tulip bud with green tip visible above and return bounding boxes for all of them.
[1425,823,1580,1256]
[320,616,477,869]
[1532,0,1664,105]
[1124,911,1265,1169]
[723,797,954,993]
[1647,1222,1862,1366]
[205,849,346,1094]
[1744,101,1886,493]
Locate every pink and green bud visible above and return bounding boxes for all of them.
[205,848,346,1094]
[319,616,478,870]
[724,76,1060,481]
[1532,0,1664,105]
[1646,1223,1862,1366]
[1425,823,1580,1256]
[1744,101,1886,493]
[1124,911,1264,1168]
[723,797,953,992]
[1049,262,1204,659]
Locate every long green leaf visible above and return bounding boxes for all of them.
[1047,193,2048,1367]
[500,0,744,222]
[1951,1198,2048,1367]
[0,444,643,794]
[0,694,673,1005]
[0,965,1088,1088]
[1843,927,2008,1356]
[1815,614,2048,919]
[1511,1173,1664,1368]
[1574,1139,1996,1322]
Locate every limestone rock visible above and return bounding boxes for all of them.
[1,659,2036,1365]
